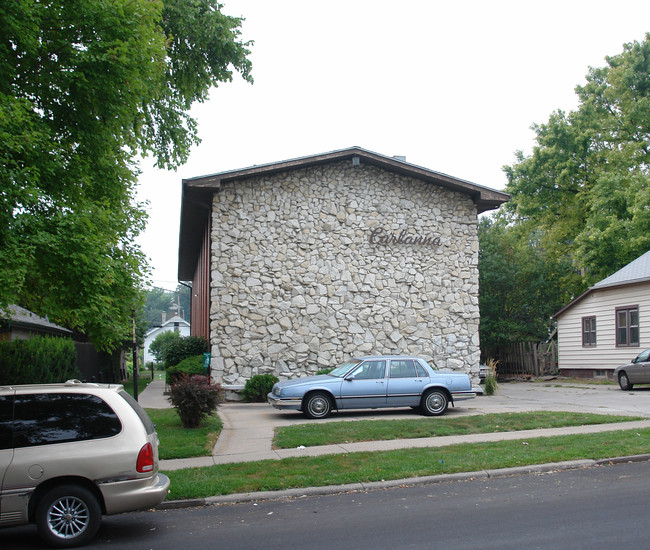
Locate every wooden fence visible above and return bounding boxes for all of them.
[482,340,558,378]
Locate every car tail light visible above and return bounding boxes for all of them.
[136,443,154,473]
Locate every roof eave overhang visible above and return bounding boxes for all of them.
[553,277,650,319]
[178,147,510,280]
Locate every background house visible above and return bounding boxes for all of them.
[143,315,191,365]
[1,305,121,383]
[554,250,650,378]
[0,305,72,341]
[178,147,509,386]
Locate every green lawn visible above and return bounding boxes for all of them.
[147,408,222,460]
[164,428,650,500]
[273,412,641,448]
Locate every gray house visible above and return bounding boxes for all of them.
[554,250,650,378]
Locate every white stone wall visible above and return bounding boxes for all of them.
[209,161,481,384]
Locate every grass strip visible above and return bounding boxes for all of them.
[273,412,641,449]
[164,428,650,500]
[147,408,222,460]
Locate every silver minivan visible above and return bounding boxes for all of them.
[0,381,170,547]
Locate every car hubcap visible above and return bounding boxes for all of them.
[427,393,444,412]
[47,497,89,539]
[310,397,328,416]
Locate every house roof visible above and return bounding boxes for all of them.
[553,250,650,318]
[592,250,650,290]
[0,305,72,336]
[144,315,190,338]
[178,146,510,280]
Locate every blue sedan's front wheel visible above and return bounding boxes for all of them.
[303,392,333,419]
[421,389,448,416]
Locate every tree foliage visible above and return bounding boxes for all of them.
[0,0,252,350]
[504,34,650,287]
[478,216,569,349]
[482,35,650,350]
[148,330,182,364]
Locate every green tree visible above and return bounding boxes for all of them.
[504,34,650,288]
[143,288,175,329]
[478,216,569,350]
[0,0,252,350]
[149,330,181,364]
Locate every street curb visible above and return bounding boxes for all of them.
[156,455,650,510]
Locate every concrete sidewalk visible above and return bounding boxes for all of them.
[137,380,650,472]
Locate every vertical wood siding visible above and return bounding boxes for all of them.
[190,214,211,341]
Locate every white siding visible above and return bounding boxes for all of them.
[556,282,650,372]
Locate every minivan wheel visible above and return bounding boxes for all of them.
[36,484,102,548]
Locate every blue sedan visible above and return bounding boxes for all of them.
[267,355,478,419]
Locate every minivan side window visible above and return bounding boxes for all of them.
[0,395,13,450]
[13,393,122,448]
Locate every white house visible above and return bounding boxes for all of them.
[143,315,190,365]
[553,250,650,378]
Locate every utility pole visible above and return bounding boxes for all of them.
[133,313,139,402]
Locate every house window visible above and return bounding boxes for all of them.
[616,306,639,347]
[582,316,597,347]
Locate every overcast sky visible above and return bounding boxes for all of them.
[136,0,650,290]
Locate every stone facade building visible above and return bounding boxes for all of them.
[178,147,509,387]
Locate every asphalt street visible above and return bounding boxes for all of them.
[4,459,650,550]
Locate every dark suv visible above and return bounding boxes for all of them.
[0,381,170,547]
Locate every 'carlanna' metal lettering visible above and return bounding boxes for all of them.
[369,227,443,247]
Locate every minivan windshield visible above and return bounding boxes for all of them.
[328,361,361,378]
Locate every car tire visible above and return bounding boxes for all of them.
[618,372,634,391]
[420,389,449,416]
[303,392,333,419]
[35,484,102,548]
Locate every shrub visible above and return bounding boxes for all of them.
[168,374,221,429]
[163,336,209,368]
[0,337,80,385]
[484,358,499,396]
[241,373,279,402]
[165,354,205,386]
[316,367,334,375]
[149,330,181,364]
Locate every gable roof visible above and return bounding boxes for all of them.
[591,250,650,290]
[553,250,650,318]
[144,315,190,338]
[178,146,510,280]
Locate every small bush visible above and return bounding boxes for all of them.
[168,374,221,429]
[241,373,279,402]
[316,367,334,375]
[484,358,499,396]
[164,336,209,368]
[165,354,205,386]
[148,330,182,364]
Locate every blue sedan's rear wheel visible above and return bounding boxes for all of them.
[420,389,448,416]
[303,392,332,419]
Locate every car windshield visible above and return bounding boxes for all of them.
[327,361,360,378]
